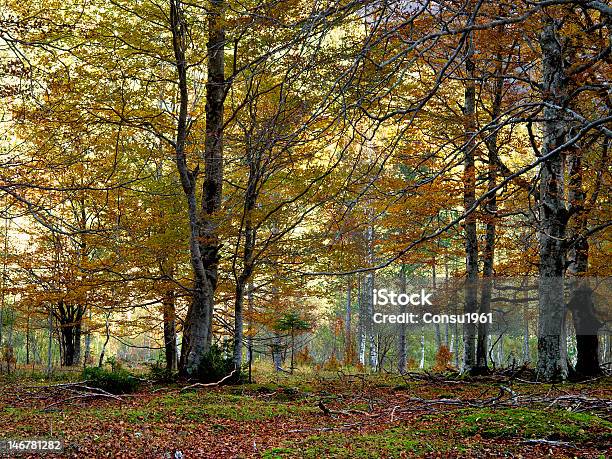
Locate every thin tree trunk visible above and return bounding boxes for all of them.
[462,22,479,373]
[397,265,407,374]
[272,332,282,371]
[84,309,92,367]
[47,309,53,378]
[419,328,425,370]
[357,275,366,366]
[246,281,254,377]
[433,262,441,350]
[523,302,530,364]
[163,288,178,371]
[99,312,111,368]
[365,226,376,369]
[345,276,353,365]
[233,153,258,370]
[26,315,30,365]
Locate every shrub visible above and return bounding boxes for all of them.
[147,361,177,383]
[323,354,341,370]
[433,345,453,371]
[82,366,140,394]
[195,342,240,384]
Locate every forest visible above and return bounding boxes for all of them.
[0,0,610,457]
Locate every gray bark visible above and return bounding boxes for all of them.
[171,0,226,375]
[523,302,530,364]
[163,288,178,371]
[357,275,366,366]
[47,310,53,377]
[536,19,570,381]
[566,135,603,376]
[345,276,353,364]
[462,27,478,372]
[233,144,259,370]
[397,265,407,374]
[272,332,282,371]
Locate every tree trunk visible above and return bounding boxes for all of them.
[566,142,602,377]
[197,0,226,357]
[397,265,407,374]
[357,275,366,366]
[25,316,30,365]
[345,276,353,365]
[84,308,92,367]
[171,0,226,375]
[233,149,258,370]
[99,312,111,367]
[536,19,569,381]
[47,310,53,377]
[365,270,376,369]
[432,262,441,350]
[462,26,478,372]
[523,302,530,364]
[163,288,178,371]
[419,328,425,369]
[246,281,254,377]
[272,332,282,371]
[364,226,376,369]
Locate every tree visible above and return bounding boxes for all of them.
[274,311,311,373]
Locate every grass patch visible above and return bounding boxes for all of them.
[90,391,316,425]
[262,427,436,458]
[456,407,612,442]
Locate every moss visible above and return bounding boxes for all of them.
[457,407,612,442]
[262,427,426,458]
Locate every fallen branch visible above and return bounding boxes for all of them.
[180,368,237,392]
[317,400,376,417]
[522,439,576,448]
[44,391,122,410]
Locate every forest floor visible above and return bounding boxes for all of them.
[0,368,610,458]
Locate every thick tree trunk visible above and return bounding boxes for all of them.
[198,0,226,354]
[567,145,602,377]
[462,28,478,372]
[57,302,84,367]
[171,0,226,376]
[568,285,602,376]
[74,325,81,366]
[60,323,81,367]
[536,20,569,381]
